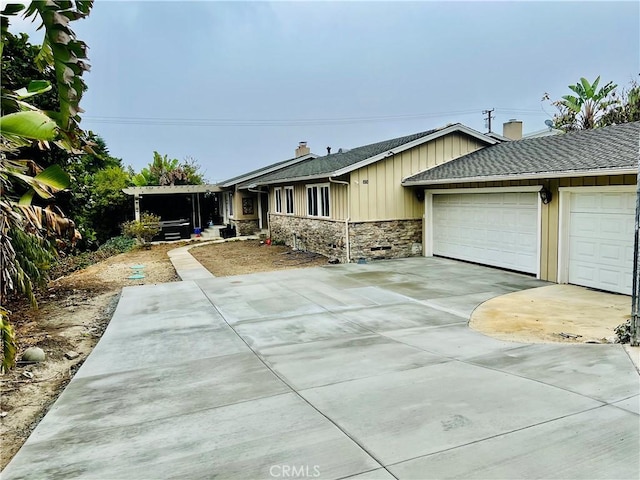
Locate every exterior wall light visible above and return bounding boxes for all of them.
[539,186,552,204]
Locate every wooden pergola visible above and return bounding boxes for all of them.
[122,184,224,230]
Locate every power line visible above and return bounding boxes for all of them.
[83,109,481,127]
[82,107,549,127]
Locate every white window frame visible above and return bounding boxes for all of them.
[284,186,294,214]
[274,187,283,213]
[306,183,330,218]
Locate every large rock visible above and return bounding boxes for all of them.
[22,347,45,363]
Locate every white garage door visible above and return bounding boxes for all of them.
[568,190,635,295]
[432,192,538,274]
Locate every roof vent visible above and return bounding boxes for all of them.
[327,146,331,155]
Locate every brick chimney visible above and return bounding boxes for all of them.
[295,141,310,157]
[503,119,523,140]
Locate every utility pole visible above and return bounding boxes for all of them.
[482,108,495,133]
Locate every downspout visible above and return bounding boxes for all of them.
[329,177,350,263]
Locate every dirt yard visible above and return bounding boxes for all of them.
[189,239,328,276]
[0,239,328,469]
[470,284,631,344]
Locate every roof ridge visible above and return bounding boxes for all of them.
[512,120,640,144]
[323,124,450,157]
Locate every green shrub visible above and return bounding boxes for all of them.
[615,319,632,344]
[98,236,136,256]
[50,236,137,278]
[1,307,17,373]
[122,213,161,246]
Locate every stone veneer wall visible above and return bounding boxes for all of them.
[231,219,259,235]
[270,215,422,263]
[349,219,423,261]
[269,214,347,261]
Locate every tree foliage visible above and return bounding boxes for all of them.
[2,11,131,247]
[65,134,132,245]
[1,1,93,370]
[601,79,640,125]
[546,76,640,131]
[1,31,59,111]
[133,151,205,186]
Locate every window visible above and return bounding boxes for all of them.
[285,186,294,214]
[228,192,234,216]
[306,184,330,217]
[274,188,282,213]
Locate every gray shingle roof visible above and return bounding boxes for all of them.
[239,126,445,187]
[220,153,316,187]
[403,122,640,185]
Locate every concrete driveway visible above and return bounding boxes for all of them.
[4,257,639,479]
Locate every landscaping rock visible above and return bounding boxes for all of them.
[64,351,80,360]
[22,347,45,363]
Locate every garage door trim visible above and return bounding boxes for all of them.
[557,185,635,290]
[423,186,543,277]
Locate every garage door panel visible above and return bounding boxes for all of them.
[567,191,634,295]
[432,192,538,274]
[572,192,635,214]
[599,244,625,262]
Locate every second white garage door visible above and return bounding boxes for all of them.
[566,190,635,295]
[432,192,538,274]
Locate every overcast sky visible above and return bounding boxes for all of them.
[9,1,639,182]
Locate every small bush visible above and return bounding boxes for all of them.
[122,213,161,246]
[615,319,632,344]
[1,307,17,373]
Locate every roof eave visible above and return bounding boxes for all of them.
[122,184,223,195]
[402,167,638,186]
[330,124,499,177]
[248,172,333,187]
[220,153,318,187]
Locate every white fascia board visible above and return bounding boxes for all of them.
[331,124,499,177]
[122,184,222,195]
[253,173,331,186]
[402,167,637,186]
[220,153,318,187]
[558,185,636,193]
[425,185,543,195]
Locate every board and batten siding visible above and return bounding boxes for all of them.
[425,174,636,283]
[269,183,348,221]
[350,132,487,222]
[230,189,259,221]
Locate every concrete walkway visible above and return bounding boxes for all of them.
[166,235,263,281]
[166,243,216,280]
[4,258,639,479]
